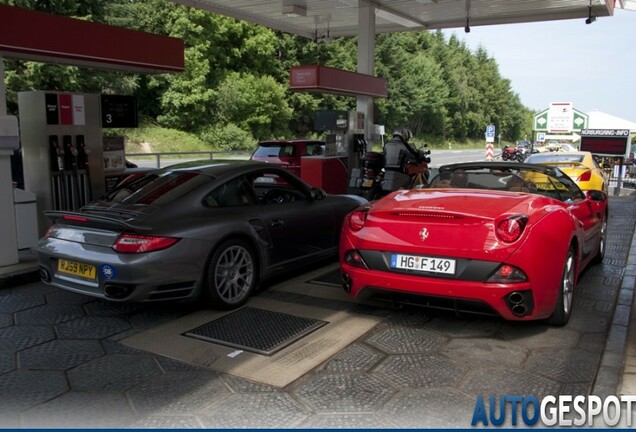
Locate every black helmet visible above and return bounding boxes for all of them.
[392,128,413,143]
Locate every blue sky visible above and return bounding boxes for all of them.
[442,8,636,123]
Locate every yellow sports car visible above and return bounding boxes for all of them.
[524,151,608,193]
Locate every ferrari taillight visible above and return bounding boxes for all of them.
[496,215,528,243]
[344,250,368,269]
[348,208,369,231]
[486,264,527,283]
[577,170,592,182]
[112,233,180,253]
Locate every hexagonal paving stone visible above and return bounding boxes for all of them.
[0,351,15,374]
[0,325,55,352]
[577,333,607,354]
[220,374,282,393]
[126,415,204,429]
[498,324,580,349]
[15,303,86,325]
[426,314,504,337]
[21,391,135,428]
[383,309,433,327]
[576,284,619,302]
[366,327,448,354]
[380,388,477,428]
[83,300,147,317]
[321,342,383,373]
[0,410,19,428]
[197,393,310,428]
[566,311,611,334]
[0,313,13,328]
[45,289,96,305]
[127,371,228,415]
[299,413,398,429]
[461,367,561,398]
[55,315,131,339]
[373,354,466,389]
[0,291,45,313]
[68,354,163,391]
[0,369,68,411]
[126,305,192,329]
[18,339,104,370]
[293,372,395,413]
[525,348,601,383]
[442,338,528,367]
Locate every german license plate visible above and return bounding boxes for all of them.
[57,259,97,279]
[390,253,456,275]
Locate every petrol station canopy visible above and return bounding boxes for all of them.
[172,0,635,39]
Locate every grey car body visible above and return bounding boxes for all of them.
[37,160,366,309]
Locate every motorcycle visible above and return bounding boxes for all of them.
[501,145,529,162]
[501,145,518,161]
[515,145,529,162]
[353,145,431,200]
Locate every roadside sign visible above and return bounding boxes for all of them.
[485,124,495,143]
[537,132,546,142]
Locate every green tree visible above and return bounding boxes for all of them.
[215,72,293,141]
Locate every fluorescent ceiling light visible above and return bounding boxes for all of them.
[283,4,307,17]
[375,7,421,28]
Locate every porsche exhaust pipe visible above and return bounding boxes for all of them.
[104,284,134,299]
[39,267,51,283]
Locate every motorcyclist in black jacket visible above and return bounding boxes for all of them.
[384,128,420,171]
[383,128,421,190]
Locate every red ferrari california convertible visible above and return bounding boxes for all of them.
[340,162,608,325]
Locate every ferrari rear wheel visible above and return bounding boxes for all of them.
[206,239,256,310]
[548,246,575,326]
[591,215,607,265]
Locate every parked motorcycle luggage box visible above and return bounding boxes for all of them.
[382,170,409,192]
[361,152,386,170]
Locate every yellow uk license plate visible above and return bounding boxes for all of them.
[57,259,97,280]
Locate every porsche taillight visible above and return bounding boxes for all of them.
[43,224,57,239]
[112,233,180,253]
[496,215,528,243]
[577,170,592,182]
[486,264,527,283]
[348,207,369,231]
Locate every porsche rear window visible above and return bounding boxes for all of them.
[112,172,212,206]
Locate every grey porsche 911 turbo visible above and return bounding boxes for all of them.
[37,160,366,309]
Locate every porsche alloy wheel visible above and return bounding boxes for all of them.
[207,240,256,310]
[548,247,575,326]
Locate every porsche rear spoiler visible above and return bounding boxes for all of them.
[44,210,151,232]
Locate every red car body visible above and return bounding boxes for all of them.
[340,162,608,325]
[250,140,325,177]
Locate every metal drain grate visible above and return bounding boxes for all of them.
[183,307,328,355]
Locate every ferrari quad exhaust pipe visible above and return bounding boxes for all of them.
[342,272,352,293]
[506,291,533,317]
